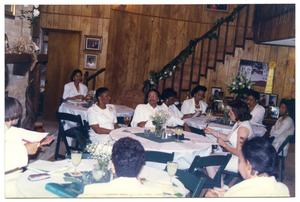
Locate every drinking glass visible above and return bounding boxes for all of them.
[71,151,82,173]
[167,161,178,183]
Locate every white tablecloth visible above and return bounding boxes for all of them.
[14,159,188,198]
[109,127,214,169]
[184,116,232,134]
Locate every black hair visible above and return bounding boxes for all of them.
[246,89,260,101]
[191,85,207,97]
[161,88,177,101]
[70,69,83,81]
[5,96,23,122]
[95,87,109,99]
[280,98,295,121]
[111,137,145,177]
[144,88,161,104]
[229,100,252,121]
[242,137,277,176]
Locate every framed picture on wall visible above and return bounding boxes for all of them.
[84,54,97,70]
[239,59,269,87]
[206,4,228,12]
[211,87,222,98]
[85,36,102,51]
[269,94,278,107]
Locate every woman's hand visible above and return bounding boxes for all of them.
[204,127,217,136]
[217,137,226,147]
[39,135,55,147]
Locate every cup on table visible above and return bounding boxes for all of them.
[144,128,151,136]
[167,161,178,183]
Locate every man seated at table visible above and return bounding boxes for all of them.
[181,85,208,117]
[131,89,165,128]
[246,90,265,125]
[79,137,176,197]
[87,87,119,142]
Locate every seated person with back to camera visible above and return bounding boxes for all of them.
[79,137,176,197]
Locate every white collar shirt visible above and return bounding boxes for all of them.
[181,98,208,115]
[131,103,164,128]
[250,104,265,125]
[62,81,88,100]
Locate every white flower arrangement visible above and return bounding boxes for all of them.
[151,110,169,126]
[228,73,253,95]
[85,140,114,170]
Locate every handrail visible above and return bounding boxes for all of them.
[143,5,247,92]
[84,68,106,90]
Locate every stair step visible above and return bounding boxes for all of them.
[191,81,198,84]
[180,89,190,92]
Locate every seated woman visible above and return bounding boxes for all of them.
[87,87,119,142]
[5,97,54,196]
[161,88,190,130]
[80,137,175,197]
[181,85,208,117]
[131,89,164,128]
[206,137,290,197]
[5,97,54,173]
[270,99,295,156]
[62,69,88,101]
[205,100,253,174]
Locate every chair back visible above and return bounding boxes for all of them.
[277,134,294,157]
[176,169,206,197]
[145,151,174,164]
[55,112,90,159]
[188,154,232,188]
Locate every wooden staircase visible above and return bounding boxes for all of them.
[145,5,255,101]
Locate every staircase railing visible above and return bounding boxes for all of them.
[143,5,251,99]
[83,68,106,90]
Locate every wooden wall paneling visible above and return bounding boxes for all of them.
[70,5,82,16]
[286,49,295,98]
[273,47,289,101]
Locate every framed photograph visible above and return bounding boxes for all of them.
[239,59,269,87]
[259,93,269,107]
[211,87,222,99]
[206,4,228,12]
[85,36,102,51]
[84,54,97,69]
[269,94,278,107]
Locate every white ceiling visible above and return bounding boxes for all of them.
[260,38,295,47]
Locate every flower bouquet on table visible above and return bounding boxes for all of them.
[228,73,253,100]
[151,110,169,137]
[85,140,115,181]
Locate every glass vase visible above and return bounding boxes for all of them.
[155,124,164,138]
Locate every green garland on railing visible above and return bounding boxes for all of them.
[143,5,246,93]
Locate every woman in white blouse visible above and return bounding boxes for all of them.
[62,69,88,101]
[181,85,208,117]
[205,100,253,175]
[206,137,289,197]
[87,87,119,142]
[270,99,295,156]
[131,89,164,128]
